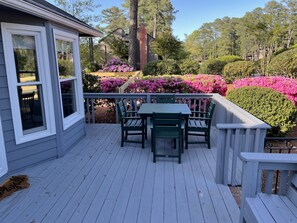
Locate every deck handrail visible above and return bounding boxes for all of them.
[83,92,271,186]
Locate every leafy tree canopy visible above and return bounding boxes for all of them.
[151,32,182,60]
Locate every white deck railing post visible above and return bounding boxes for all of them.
[213,94,270,185]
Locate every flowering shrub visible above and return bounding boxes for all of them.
[183,74,228,95]
[101,58,134,72]
[127,76,186,93]
[127,74,227,95]
[233,76,297,106]
[99,77,128,92]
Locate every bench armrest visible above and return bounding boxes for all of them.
[240,152,297,164]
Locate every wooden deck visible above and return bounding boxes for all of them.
[0,124,239,223]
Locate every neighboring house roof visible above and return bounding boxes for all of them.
[99,27,155,44]
[0,0,103,37]
[99,28,129,44]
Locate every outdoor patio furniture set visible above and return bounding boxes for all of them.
[117,95,216,163]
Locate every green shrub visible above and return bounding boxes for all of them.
[179,58,200,74]
[82,73,100,93]
[227,87,297,136]
[222,61,256,83]
[85,62,101,73]
[267,48,297,78]
[143,60,181,76]
[200,59,227,75]
[217,55,243,64]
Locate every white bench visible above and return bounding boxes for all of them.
[240,152,297,223]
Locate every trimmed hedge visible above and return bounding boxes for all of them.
[267,48,297,78]
[227,87,297,136]
[216,55,243,63]
[222,61,255,83]
[179,58,200,74]
[143,60,181,76]
[200,59,227,75]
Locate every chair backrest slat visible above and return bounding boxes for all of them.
[117,100,126,119]
[152,113,182,134]
[156,95,176,103]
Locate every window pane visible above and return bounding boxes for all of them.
[55,39,75,79]
[61,80,76,118]
[12,35,39,83]
[18,85,46,133]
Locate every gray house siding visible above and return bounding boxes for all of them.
[0,6,86,179]
[63,119,85,152]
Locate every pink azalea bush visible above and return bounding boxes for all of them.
[101,58,134,72]
[99,77,128,93]
[233,76,297,106]
[127,74,227,95]
[127,76,186,93]
[183,74,228,95]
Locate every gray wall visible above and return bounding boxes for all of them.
[0,5,85,180]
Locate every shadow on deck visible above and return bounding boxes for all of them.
[0,124,239,223]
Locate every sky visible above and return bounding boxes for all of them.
[171,0,276,40]
[48,0,276,40]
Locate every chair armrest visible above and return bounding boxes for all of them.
[189,117,211,121]
[191,111,207,115]
[121,117,141,120]
[126,111,138,114]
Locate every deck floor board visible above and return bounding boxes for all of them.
[0,124,239,223]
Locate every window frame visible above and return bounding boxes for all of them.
[53,29,84,130]
[1,23,56,144]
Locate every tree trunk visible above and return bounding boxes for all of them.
[287,29,293,48]
[89,37,94,63]
[128,0,139,70]
[153,14,157,38]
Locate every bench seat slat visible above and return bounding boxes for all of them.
[259,193,297,223]
[245,196,274,223]
[245,193,297,223]
[279,195,297,218]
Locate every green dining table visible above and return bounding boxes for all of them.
[138,103,192,117]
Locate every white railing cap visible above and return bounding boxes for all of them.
[240,152,297,163]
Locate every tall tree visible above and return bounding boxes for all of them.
[151,31,182,60]
[101,6,128,33]
[54,0,101,64]
[282,0,297,48]
[128,0,138,69]
[54,0,100,25]
[123,0,176,38]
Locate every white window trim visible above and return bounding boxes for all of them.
[53,29,84,130]
[1,23,56,144]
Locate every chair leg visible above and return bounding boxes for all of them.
[153,136,156,163]
[151,129,153,152]
[145,119,147,139]
[206,132,211,149]
[181,132,184,153]
[125,130,128,139]
[178,137,181,164]
[142,127,145,149]
[185,130,188,149]
[121,129,124,147]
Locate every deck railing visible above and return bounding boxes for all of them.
[83,93,271,186]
